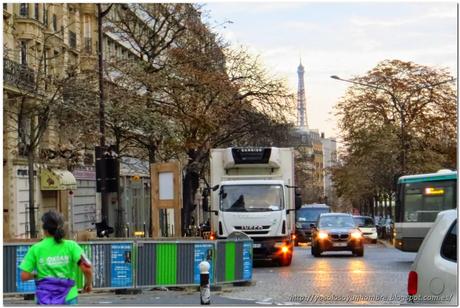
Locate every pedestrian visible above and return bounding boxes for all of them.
[19,210,93,305]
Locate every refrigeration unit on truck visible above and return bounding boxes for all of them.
[206,147,301,266]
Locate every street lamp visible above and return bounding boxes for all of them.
[330,74,455,176]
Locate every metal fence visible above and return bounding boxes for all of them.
[3,238,252,294]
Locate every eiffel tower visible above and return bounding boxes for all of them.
[297,58,308,130]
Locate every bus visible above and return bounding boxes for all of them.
[395,169,457,252]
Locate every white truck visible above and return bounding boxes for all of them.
[206,147,300,266]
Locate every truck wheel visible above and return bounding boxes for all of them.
[353,247,364,257]
[279,255,292,266]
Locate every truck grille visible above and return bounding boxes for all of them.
[234,225,271,235]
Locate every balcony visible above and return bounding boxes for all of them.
[3,58,35,91]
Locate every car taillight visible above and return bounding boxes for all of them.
[408,271,418,295]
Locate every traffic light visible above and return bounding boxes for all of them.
[95,145,118,193]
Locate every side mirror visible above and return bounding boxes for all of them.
[212,185,219,191]
[310,223,316,229]
[202,189,209,212]
[295,189,302,210]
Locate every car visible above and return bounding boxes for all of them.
[353,215,378,243]
[310,213,364,257]
[295,204,331,245]
[408,209,457,305]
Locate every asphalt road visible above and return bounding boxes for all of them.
[3,242,416,306]
[224,242,417,305]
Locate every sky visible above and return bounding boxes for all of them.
[203,2,458,141]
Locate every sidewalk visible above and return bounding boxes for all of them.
[3,289,256,306]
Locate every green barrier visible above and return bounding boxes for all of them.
[4,239,252,294]
[225,242,236,281]
[156,243,177,285]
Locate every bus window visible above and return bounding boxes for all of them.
[404,180,456,223]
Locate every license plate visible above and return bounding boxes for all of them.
[332,242,347,247]
[253,243,262,248]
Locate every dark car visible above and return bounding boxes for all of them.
[310,213,364,257]
[295,204,330,245]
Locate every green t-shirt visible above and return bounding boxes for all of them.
[19,237,83,301]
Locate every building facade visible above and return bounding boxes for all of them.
[3,3,100,239]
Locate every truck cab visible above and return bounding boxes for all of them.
[208,147,300,266]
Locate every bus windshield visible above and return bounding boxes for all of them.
[296,208,329,222]
[403,180,456,222]
[220,184,284,212]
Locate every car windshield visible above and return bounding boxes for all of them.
[319,216,355,228]
[353,217,374,227]
[220,184,284,212]
[296,208,329,222]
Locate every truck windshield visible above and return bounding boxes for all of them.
[220,184,284,212]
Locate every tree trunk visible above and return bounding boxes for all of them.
[148,145,156,238]
[27,148,37,238]
[114,142,123,237]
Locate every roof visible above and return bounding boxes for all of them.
[300,203,330,209]
[320,213,351,217]
[398,170,457,184]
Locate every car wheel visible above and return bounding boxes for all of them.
[372,239,377,244]
[311,244,321,257]
[353,247,364,257]
[294,240,299,247]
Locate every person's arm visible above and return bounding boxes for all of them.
[19,246,36,281]
[78,254,93,293]
[20,271,35,281]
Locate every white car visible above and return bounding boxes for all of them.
[408,209,457,305]
[353,216,378,243]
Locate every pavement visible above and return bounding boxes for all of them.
[222,242,417,305]
[3,289,256,306]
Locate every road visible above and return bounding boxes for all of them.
[224,242,417,305]
[3,242,416,306]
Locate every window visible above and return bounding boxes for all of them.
[441,220,457,262]
[20,3,28,17]
[20,41,27,65]
[403,180,456,223]
[18,114,31,156]
[43,4,48,25]
[69,31,76,49]
[52,14,57,31]
[34,3,39,20]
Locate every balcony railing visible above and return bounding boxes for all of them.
[3,58,35,90]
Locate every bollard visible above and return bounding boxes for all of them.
[199,260,211,305]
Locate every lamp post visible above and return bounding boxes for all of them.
[97,4,113,226]
[330,75,455,176]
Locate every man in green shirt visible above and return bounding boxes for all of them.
[19,211,93,305]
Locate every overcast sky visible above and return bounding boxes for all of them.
[203,2,458,140]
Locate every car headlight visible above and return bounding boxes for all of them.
[351,231,362,239]
[296,222,302,228]
[318,231,328,240]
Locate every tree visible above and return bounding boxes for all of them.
[333,59,456,217]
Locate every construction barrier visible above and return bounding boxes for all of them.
[3,238,252,294]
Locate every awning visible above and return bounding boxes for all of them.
[40,169,77,191]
